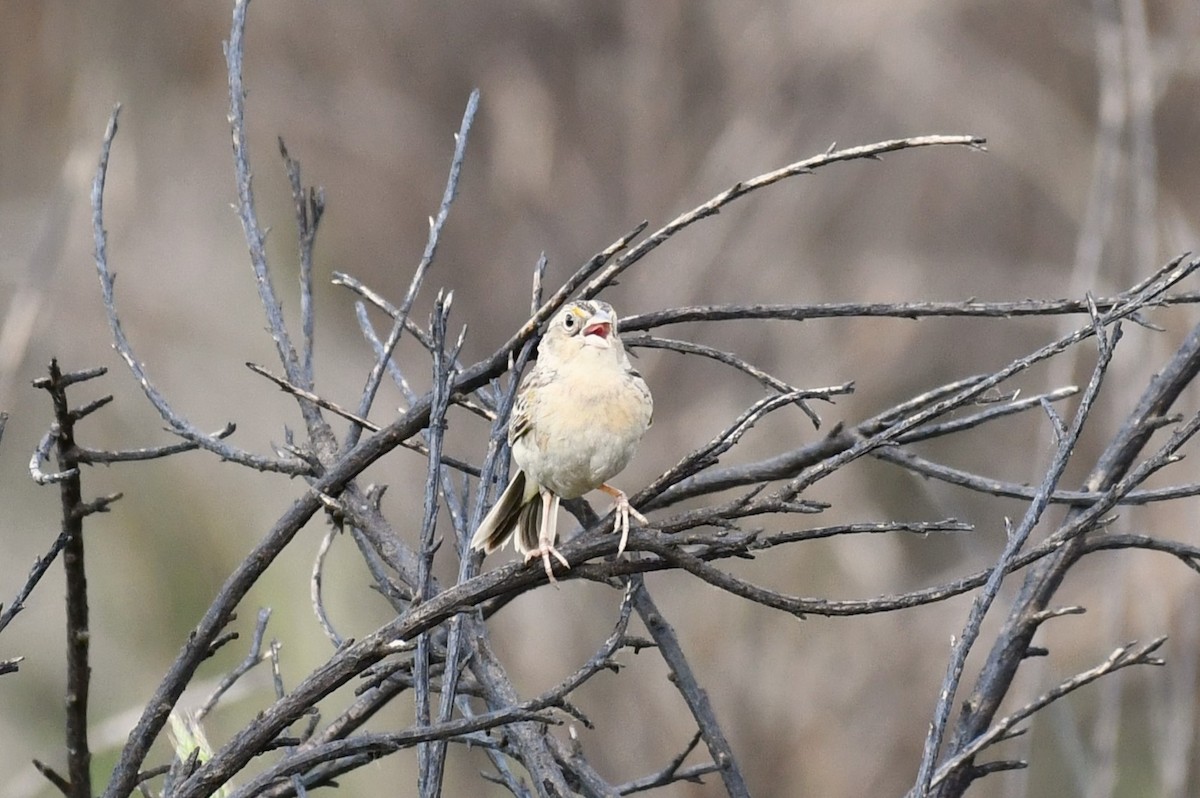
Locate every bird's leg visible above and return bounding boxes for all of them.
[598,483,647,556]
[526,490,568,583]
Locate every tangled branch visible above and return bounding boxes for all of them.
[6,1,1198,797]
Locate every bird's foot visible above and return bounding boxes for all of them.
[526,543,570,585]
[600,484,648,556]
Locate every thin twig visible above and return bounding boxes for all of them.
[74,424,237,464]
[0,529,71,644]
[344,89,479,450]
[895,386,1080,443]
[929,639,1167,790]
[751,519,974,549]
[621,291,1200,330]
[331,273,438,359]
[226,2,304,391]
[873,444,1200,505]
[246,360,482,475]
[196,608,273,721]
[581,135,986,298]
[279,137,324,389]
[613,730,718,794]
[416,293,457,797]
[310,524,344,648]
[1082,534,1200,574]
[248,362,380,431]
[637,385,853,511]
[33,760,71,797]
[624,332,823,426]
[90,106,308,475]
[349,302,495,421]
[912,310,1120,796]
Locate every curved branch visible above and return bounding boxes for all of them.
[582,135,986,298]
[90,106,308,476]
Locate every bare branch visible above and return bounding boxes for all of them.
[416,292,458,796]
[581,135,986,298]
[928,639,1167,791]
[913,313,1120,796]
[615,730,719,794]
[195,608,274,722]
[632,578,749,797]
[0,528,71,645]
[344,89,479,450]
[90,105,309,476]
[939,298,1200,796]
[873,444,1200,506]
[75,424,237,464]
[622,290,1200,331]
[310,523,345,648]
[1082,533,1200,574]
[279,138,325,389]
[225,1,304,390]
[624,333,825,427]
[895,386,1079,444]
[245,360,482,476]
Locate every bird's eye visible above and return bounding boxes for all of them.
[563,315,578,330]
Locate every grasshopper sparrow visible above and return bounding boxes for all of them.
[470,300,653,582]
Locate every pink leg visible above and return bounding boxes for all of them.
[526,490,568,583]
[599,483,648,556]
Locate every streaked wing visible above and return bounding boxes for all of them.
[507,367,546,445]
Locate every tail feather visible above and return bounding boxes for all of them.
[471,471,531,554]
[514,496,544,555]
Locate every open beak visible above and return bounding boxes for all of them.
[582,309,614,348]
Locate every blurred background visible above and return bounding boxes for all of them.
[2,1,1200,796]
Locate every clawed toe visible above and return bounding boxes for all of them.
[526,544,570,585]
[600,483,646,557]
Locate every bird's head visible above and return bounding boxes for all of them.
[540,300,620,360]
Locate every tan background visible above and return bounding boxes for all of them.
[2,1,1200,796]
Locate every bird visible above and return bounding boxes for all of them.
[470,300,653,582]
